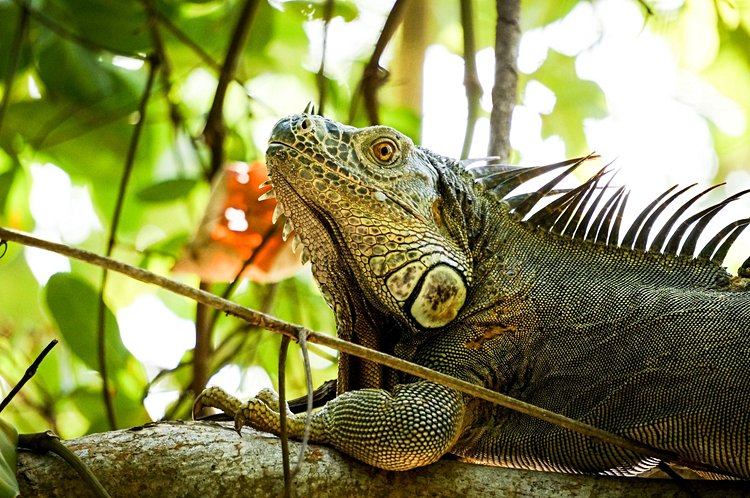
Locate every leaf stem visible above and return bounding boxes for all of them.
[97,55,160,430]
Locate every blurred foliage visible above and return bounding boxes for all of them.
[0,0,748,443]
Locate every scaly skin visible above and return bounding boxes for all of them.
[195,114,750,477]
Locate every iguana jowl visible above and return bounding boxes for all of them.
[195,113,750,477]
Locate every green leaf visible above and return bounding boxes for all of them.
[521,0,578,30]
[44,273,129,372]
[0,166,17,216]
[46,0,150,54]
[530,50,607,155]
[45,274,151,429]
[136,179,198,203]
[0,419,19,498]
[36,38,138,105]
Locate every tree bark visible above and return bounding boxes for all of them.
[16,421,750,497]
[488,0,521,161]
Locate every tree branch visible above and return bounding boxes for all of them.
[487,0,521,161]
[460,0,482,160]
[16,422,750,497]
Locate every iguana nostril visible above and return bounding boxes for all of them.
[300,118,312,131]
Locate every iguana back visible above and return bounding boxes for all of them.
[196,113,750,478]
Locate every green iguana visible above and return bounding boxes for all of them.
[194,112,750,478]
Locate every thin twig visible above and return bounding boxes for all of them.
[316,0,334,115]
[1,226,730,476]
[488,0,521,161]
[154,9,223,74]
[203,0,261,180]
[460,0,482,160]
[278,336,292,498]
[97,56,160,430]
[0,340,57,413]
[349,0,409,125]
[192,281,212,397]
[143,0,197,176]
[294,330,314,475]
[18,431,112,498]
[0,1,29,137]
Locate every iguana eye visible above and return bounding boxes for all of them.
[371,139,397,164]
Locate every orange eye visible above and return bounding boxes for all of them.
[371,139,397,163]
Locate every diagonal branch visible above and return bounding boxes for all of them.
[349,0,409,125]
[1,226,732,477]
[202,0,260,180]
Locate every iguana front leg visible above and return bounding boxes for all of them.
[193,381,466,471]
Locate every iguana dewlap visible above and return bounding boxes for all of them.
[195,113,750,478]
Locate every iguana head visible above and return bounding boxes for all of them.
[266,113,474,332]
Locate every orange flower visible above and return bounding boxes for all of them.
[174,161,302,283]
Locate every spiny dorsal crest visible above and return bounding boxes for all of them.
[467,156,750,274]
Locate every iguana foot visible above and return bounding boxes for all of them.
[193,386,303,437]
[194,382,467,471]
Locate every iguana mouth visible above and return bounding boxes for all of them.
[263,146,363,274]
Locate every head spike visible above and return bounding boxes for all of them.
[585,178,620,241]
[698,218,750,261]
[632,184,696,251]
[472,156,595,200]
[562,166,611,238]
[575,168,615,240]
[621,185,679,250]
[680,189,750,257]
[739,255,750,278]
[525,186,583,231]
[665,188,750,256]
[594,186,627,244]
[710,219,750,265]
[609,191,630,246]
[504,189,570,210]
[649,184,723,253]
[513,157,592,219]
